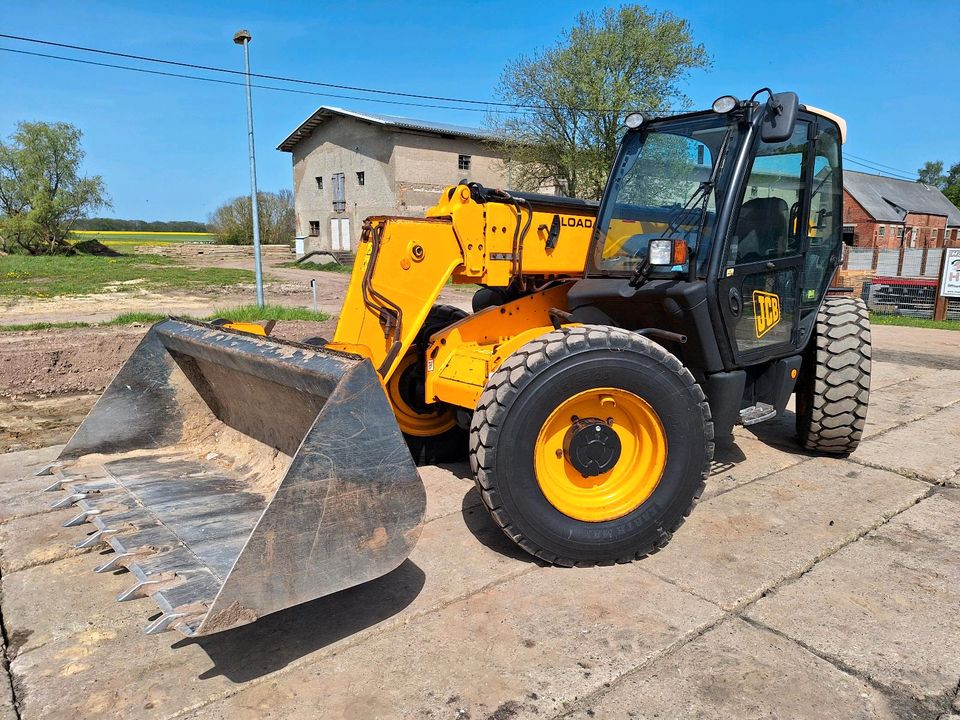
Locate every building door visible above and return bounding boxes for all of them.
[330,218,351,251]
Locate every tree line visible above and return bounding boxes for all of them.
[917,161,960,209]
[74,218,208,233]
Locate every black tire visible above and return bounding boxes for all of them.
[300,336,328,348]
[469,325,713,567]
[402,304,469,465]
[796,297,871,454]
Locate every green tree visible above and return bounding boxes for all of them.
[208,189,294,245]
[490,5,710,199]
[0,121,108,254]
[917,160,946,189]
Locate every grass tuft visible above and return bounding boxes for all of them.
[209,304,330,322]
[102,312,168,326]
[0,321,91,332]
[280,260,353,273]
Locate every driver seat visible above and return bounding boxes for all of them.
[732,197,789,262]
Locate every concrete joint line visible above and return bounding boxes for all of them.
[846,457,958,487]
[549,613,734,720]
[740,615,956,718]
[726,484,937,613]
[0,572,23,720]
[556,485,938,720]
[163,563,542,720]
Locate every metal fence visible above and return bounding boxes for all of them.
[842,246,951,320]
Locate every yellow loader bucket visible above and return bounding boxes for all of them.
[39,319,425,636]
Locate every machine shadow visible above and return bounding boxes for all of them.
[175,559,426,683]
[460,487,546,565]
[743,409,808,452]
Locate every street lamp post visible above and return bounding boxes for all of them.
[233,28,265,307]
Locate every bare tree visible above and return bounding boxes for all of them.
[208,189,294,245]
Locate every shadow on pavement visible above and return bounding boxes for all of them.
[460,487,545,565]
[175,559,426,683]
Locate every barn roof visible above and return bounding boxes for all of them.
[278,106,497,152]
[845,170,960,226]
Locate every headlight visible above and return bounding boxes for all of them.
[648,239,674,265]
[712,95,739,114]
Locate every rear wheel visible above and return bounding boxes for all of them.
[796,297,871,454]
[389,304,469,465]
[470,326,713,566]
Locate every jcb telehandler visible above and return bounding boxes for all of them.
[42,89,870,636]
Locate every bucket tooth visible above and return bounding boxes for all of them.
[35,462,63,478]
[77,528,119,550]
[144,612,187,635]
[94,550,136,572]
[63,508,100,527]
[51,492,88,509]
[43,478,64,492]
[117,579,163,602]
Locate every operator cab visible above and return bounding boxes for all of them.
[571,90,846,439]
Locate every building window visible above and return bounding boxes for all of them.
[332,172,346,212]
[897,226,904,239]
[877,225,885,237]
[932,228,939,241]
[356,171,365,186]
[842,224,855,244]
[458,154,472,171]
[308,221,320,237]
[315,176,323,190]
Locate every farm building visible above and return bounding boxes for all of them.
[278,107,508,254]
[842,170,960,249]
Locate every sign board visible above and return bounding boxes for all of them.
[940,248,960,298]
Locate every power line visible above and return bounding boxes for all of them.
[844,156,918,181]
[0,31,653,115]
[845,152,918,178]
[0,46,527,114]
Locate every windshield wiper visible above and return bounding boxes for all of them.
[631,125,735,287]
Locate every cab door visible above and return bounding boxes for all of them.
[718,120,812,364]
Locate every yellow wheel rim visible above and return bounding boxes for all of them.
[386,353,457,437]
[534,387,667,522]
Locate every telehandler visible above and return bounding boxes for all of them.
[42,89,870,636]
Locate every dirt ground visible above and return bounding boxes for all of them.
[0,324,958,720]
[0,256,473,325]
[0,318,340,452]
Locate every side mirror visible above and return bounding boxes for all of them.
[760,92,799,143]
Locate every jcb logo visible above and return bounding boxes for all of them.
[753,291,781,338]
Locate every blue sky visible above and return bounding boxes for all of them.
[2,0,958,221]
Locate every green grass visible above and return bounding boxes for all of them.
[0,252,252,298]
[0,304,329,333]
[0,320,91,332]
[869,313,960,331]
[70,230,214,247]
[208,304,330,322]
[280,260,353,273]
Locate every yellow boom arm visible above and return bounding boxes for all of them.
[326,184,597,408]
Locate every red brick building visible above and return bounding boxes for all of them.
[842,170,960,249]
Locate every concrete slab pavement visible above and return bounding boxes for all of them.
[565,618,898,720]
[746,489,960,718]
[0,324,958,720]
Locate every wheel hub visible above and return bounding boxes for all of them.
[563,417,621,477]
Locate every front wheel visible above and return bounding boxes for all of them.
[470,326,713,567]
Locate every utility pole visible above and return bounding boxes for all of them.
[233,29,265,307]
